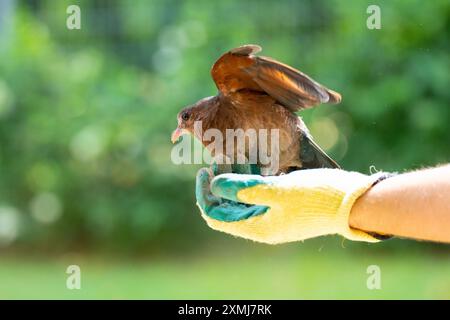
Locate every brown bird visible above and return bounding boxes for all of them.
[171,44,340,175]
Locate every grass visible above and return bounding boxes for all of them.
[0,240,449,299]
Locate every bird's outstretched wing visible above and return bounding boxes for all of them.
[211,44,341,111]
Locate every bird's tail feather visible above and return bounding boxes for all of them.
[299,134,340,169]
[326,89,342,104]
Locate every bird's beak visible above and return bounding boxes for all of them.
[171,127,187,144]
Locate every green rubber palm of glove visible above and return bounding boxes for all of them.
[196,166,391,244]
[195,164,269,222]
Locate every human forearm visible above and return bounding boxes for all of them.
[349,165,450,243]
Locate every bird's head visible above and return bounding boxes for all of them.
[171,96,217,143]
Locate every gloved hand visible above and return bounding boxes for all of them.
[196,166,391,244]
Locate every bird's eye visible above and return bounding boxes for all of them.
[181,112,190,121]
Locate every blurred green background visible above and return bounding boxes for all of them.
[0,0,449,299]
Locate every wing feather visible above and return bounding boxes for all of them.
[211,45,341,111]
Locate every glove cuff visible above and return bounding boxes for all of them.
[336,172,392,242]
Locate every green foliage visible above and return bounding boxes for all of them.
[0,0,448,251]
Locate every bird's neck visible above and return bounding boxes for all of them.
[192,98,221,147]
[196,97,219,123]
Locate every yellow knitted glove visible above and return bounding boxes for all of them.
[196,168,389,244]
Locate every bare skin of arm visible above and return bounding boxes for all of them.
[349,165,450,243]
